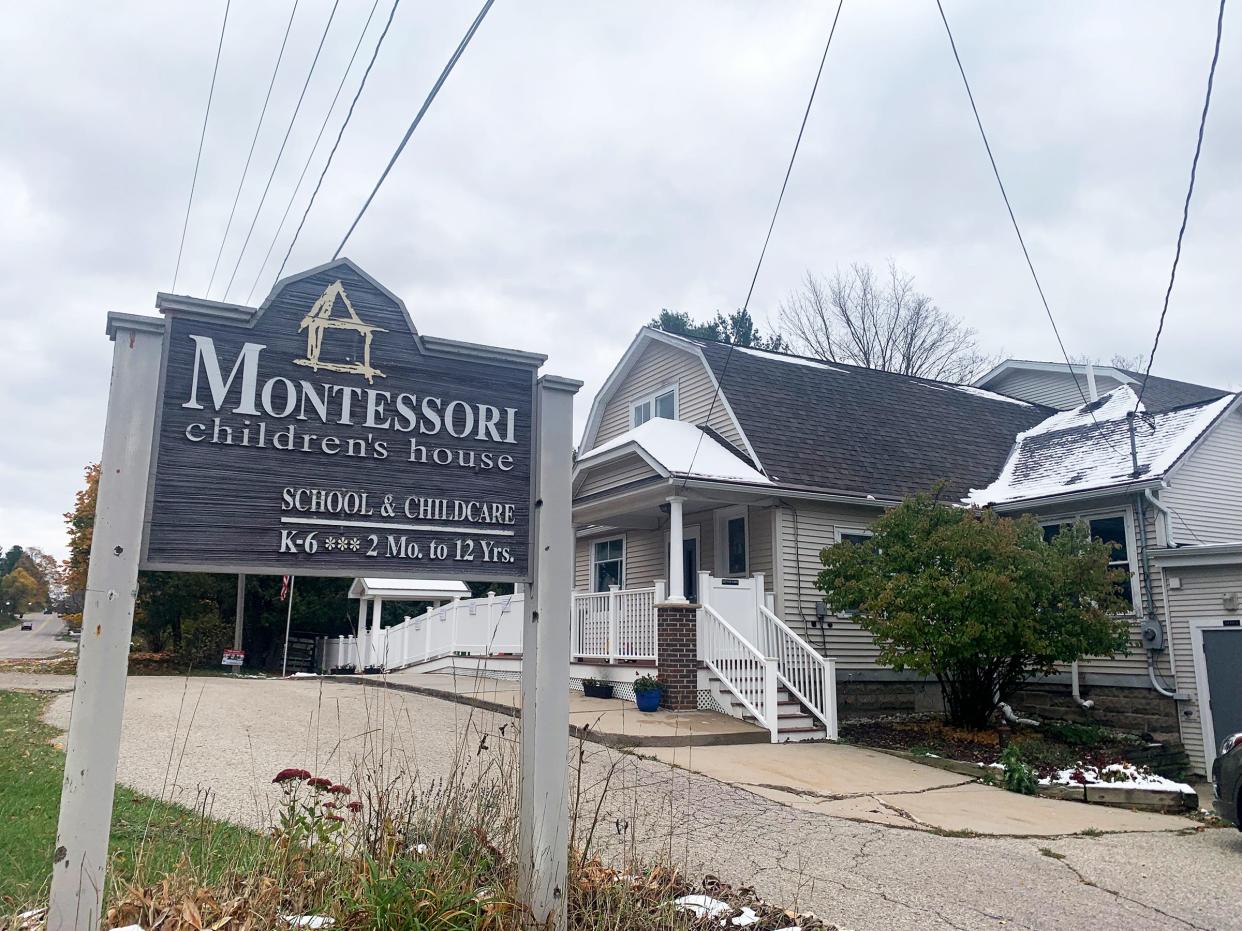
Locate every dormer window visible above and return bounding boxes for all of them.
[633,386,677,427]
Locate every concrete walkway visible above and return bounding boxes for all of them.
[645,742,1196,835]
[345,668,770,746]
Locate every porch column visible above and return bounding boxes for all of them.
[369,596,384,669]
[657,604,698,710]
[666,495,687,604]
[355,597,368,671]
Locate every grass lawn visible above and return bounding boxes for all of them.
[0,690,265,912]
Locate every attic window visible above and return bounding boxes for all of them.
[1043,515,1135,609]
[633,386,677,427]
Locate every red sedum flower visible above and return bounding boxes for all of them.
[273,768,312,784]
[346,801,363,813]
[328,784,351,795]
[307,777,333,791]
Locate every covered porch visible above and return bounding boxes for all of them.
[572,418,838,741]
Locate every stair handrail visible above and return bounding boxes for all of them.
[700,602,777,741]
[757,603,838,739]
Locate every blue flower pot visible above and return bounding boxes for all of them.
[635,690,660,713]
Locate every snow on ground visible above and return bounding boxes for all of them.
[1040,762,1195,794]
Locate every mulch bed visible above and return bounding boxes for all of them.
[841,716,1142,772]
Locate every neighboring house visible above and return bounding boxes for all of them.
[571,328,1241,764]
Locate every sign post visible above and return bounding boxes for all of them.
[48,318,163,931]
[49,259,570,930]
[518,375,579,929]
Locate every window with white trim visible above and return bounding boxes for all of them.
[1042,514,1136,610]
[714,506,749,576]
[834,526,873,546]
[632,386,677,427]
[591,538,625,592]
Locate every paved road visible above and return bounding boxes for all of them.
[0,612,71,659]
[32,676,1242,931]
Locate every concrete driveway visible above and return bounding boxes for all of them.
[23,674,1242,930]
[0,612,71,660]
[645,742,1193,835]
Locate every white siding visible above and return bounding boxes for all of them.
[592,340,745,452]
[986,369,1123,410]
[1161,408,1242,544]
[576,455,658,497]
[774,501,885,670]
[1162,563,1242,774]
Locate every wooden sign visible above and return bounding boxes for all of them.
[140,259,541,581]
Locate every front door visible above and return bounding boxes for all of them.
[683,537,698,603]
[1204,628,1242,760]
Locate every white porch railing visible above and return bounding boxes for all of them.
[322,591,524,672]
[757,603,839,740]
[700,602,778,742]
[571,583,662,663]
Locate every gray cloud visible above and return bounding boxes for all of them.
[1,0,1238,558]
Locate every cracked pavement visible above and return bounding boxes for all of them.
[36,675,1242,931]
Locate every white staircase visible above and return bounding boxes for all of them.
[706,671,828,741]
[698,572,838,743]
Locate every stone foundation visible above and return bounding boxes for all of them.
[1012,683,1181,743]
[656,603,698,710]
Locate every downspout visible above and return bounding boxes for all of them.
[1127,412,1177,699]
[1144,488,1175,547]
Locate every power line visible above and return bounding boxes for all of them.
[273,0,403,285]
[933,0,1095,413]
[244,0,384,303]
[172,0,231,293]
[332,0,497,259]
[221,0,343,301]
[1135,0,1226,411]
[205,0,302,296]
[680,0,845,490]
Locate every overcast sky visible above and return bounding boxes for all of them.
[1,1,1238,559]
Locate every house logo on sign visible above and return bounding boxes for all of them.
[294,280,387,383]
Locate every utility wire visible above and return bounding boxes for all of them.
[245,0,383,303]
[1135,0,1226,411]
[934,0,1132,461]
[221,0,343,301]
[172,0,231,293]
[273,0,403,285]
[679,0,845,491]
[332,0,497,259]
[205,0,301,296]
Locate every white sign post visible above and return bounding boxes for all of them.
[48,318,163,931]
[518,375,578,929]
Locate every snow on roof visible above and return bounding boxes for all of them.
[734,346,847,372]
[349,578,471,599]
[965,386,1236,506]
[577,417,770,485]
[942,384,1039,407]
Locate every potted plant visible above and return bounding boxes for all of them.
[633,675,662,713]
[581,677,614,699]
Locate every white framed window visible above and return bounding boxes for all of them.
[591,537,625,592]
[632,385,678,427]
[1041,512,1138,611]
[834,526,873,546]
[714,505,749,577]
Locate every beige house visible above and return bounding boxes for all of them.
[570,330,1242,763]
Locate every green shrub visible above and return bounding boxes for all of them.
[1000,744,1038,795]
[175,609,233,667]
[632,675,661,694]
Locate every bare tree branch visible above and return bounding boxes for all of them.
[778,261,992,382]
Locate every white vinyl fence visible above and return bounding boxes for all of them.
[321,591,524,672]
[571,584,661,663]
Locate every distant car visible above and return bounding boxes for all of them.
[1214,733,1242,829]
[20,620,33,631]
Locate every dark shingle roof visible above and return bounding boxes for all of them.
[676,334,1055,501]
[1114,368,1228,412]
